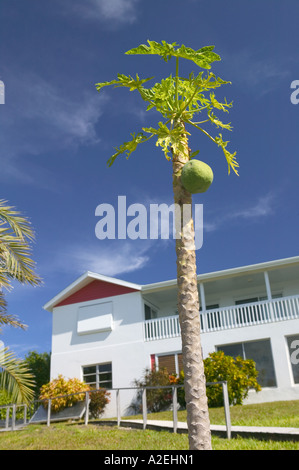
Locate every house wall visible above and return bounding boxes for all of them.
[51,291,149,417]
[49,269,299,417]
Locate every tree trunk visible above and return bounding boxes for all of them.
[172,121,212,451]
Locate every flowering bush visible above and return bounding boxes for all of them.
[133,351,261,411]
[203,351,261,406]
[39,375,111,416]
[39,375,90,413]
[170,351,261,407]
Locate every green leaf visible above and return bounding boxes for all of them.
[143,122,189,160]
[214,134,239,175]
[126,40,178,62]
[208,110,233,130]
[0,346,35,405]
[209,92,232,112]
[190,150,200,159]
[126,40,220,69]
[96,73,154,93]
[107,132,153,167]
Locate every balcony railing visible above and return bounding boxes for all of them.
[144,294,299,341]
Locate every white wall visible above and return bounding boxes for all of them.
[50,279,299,415]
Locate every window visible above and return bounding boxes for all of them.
[286,335,299,384]
[217,339,276,387]
[144,303,158,320]
[155,353,183,375]
[83,363,112,389]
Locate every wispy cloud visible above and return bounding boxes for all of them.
[223,49,291,96]
[70,0,140,25]
[205,192,276,233]
[232,193,275,219]
[43,239,153,278]
[0,69,106,184]
[72,242,151,277]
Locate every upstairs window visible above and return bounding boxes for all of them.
[144,303,158,320]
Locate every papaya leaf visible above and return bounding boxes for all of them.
[126,40,220,69]
[214,134,239,175]
[208,110,233,130]
[190,150,200,159]
[209,92,232,112]
[96,73,154,93]
[126,40,178,62]
[143,122,189,160]
[107,132,153,167]
[187,120,238,175]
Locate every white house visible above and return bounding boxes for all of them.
[44,255,299,416]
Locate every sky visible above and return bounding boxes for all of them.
[1,0,299,358]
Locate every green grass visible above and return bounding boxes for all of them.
[125,400,299,428]
[1,400,299,450]
[0,423,299,450]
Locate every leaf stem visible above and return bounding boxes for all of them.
[187,120,216,144]
[175,57,179,109]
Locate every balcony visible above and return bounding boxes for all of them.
[143,294,299,341]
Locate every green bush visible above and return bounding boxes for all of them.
[39,375,89,413]
[132,352,261,411]
[39,375,110,417]
[203,351,261,407]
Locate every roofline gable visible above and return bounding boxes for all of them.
[43,271,141,312]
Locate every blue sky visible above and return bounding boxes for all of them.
[1,0,299,357]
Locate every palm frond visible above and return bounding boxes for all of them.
[0,346,35,405]
[0,199,41,287]
[0,291,27,331]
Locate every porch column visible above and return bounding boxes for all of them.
[264,271,272,300]
[264,271,274,320]
[199,282,208,332]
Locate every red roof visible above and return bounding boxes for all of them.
[55,279,139,307]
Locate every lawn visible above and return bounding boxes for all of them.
[1,422,299,451]
[132,399,299,428]
[1,400,299,450]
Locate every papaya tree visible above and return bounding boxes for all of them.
[95,40,238,450]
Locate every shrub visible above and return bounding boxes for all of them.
[203,351,262,407]
[134,351,261,411]
[39,375,90,413]
[39,375,111,417]
[130,367,173,413]
[89,389,111,419]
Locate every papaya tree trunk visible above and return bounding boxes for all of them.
[172,120,212,451]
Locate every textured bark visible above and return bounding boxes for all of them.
[172,121,212,450]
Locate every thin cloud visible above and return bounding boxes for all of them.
[232,193,274,219]
[0,69,106,184]
[205,192,276,233]
[223,49,291,96]
[44,240,152,278]
[70,0,140,25]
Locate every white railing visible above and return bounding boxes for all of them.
[144,295,299,341]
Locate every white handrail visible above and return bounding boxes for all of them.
[144,295,299,341]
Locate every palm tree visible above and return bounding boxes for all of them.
[0,199,41,404]
[95,41,238,450]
